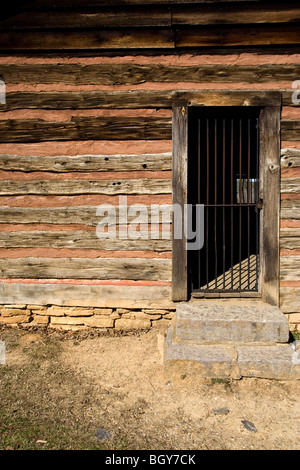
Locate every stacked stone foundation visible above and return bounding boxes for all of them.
[0,304,175,332]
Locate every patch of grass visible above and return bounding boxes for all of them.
[0,328,137,450]
[291,331,300,341]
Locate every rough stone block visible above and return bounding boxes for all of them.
[237,344,300,380]
[164,329,233,378]
[0,308,28,317]
[115,318,151,330]
[174,302,289,344]
[0,315,32,324]
[84,316,114,328]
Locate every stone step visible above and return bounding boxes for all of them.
[173,302,290,344]
[164,328,300,380]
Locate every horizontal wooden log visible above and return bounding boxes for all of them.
[0,230,172,251]
[280,200,300,220]
[1,90,282,110]
[172,3,300,26]
[0,257,172,281]
[176,24,300,48]
[1,4,298,29]
[280,256,300,281]
[0,178,172,195]
[0,29,175,50]
[22,0,262,7]
[1,64,299,85]
[0,153,172,172]
[281,120,300,141]
[1,116,295,144]
[280,227,300,250]
[281,149,300,168]
[0,205,173,226]
[0,7,172,29]
[0,117,172,143]
[280,287,300,313]
[0,24,299,50]
[281,91,300,107]
[2,90,173,110]
[0,281,174,308]
[280,178,300,194]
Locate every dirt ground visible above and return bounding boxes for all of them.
[1,326,299,450]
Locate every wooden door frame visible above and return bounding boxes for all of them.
[172,91,281,306]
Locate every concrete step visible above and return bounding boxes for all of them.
[173,302,290,344]
[164,328,300,380]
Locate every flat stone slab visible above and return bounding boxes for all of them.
[237,343,300,380]
[164,329,233,378]
[174,302,289,344]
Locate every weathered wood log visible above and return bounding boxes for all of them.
[281,149,300,168]
[280,199,300,219]
[280,256,300,281]
[280,178,300,194]
[0,24,298,50]
[1,64,299,85]
[280,227,300,250]
[281,120,300,141]
[1,90,282,110]
[0,230,172,251]
[0,116,172,143]
[1,3,298,29]
[0,205,173,225]
[0,282,174,309]
[0,117,295,144]
[0,257,172,281]
[0,178,172,195]
[0,153,172,172]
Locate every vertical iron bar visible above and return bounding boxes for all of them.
[231,118,234,289]
[239,118,242,290]
[223,118,226,289]
[198,119,201,289]
[206,118,209,289]
[256,116,259,289]
[247,118,251,289]
[214,118,218,288]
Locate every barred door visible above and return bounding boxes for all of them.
[188,107,261,293]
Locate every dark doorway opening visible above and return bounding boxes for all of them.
[188,107,261,293]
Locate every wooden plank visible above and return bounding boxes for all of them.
[2,90,173,110]
[281,149,300,168]
[281,178,300,194]
[1,64,299,85]
[0,230,172,251]
[0,281,174,309]
[0,117,172,143]
[259,106,281,306]
[174,91,282,107]
[281,199,300,219]
[0,178,172,196]
[0,8,172,29]
[0,153,172,172]
[0,29,175,51]
[280,227,300,250]
[176,24,300,47]
[23,0,262,6]
[2,4,298,29]
[282,90,300,107]
[172,3,300,26]
[280,256,300,281]
[172,103,188,301]
[1,90,282,111]
[0,257,172,281]
[281,120,300,141]
[0,205,173,226]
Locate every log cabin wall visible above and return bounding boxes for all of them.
[0,0,299,331]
